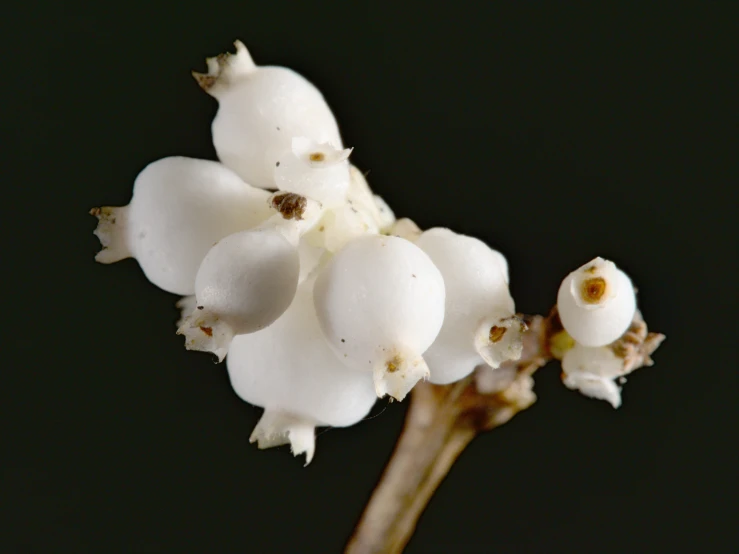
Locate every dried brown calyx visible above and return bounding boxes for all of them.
[191,40,257,97]
[609,310,666,373]
[271,192,307,220]
[581,276,607,303]
[489,325,507,343]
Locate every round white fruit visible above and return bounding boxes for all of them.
[416,228,517,384]
[313,234,445,374]
[212,66,342,189]
[195,227,300,334]
[122,157,272,295]
[227,276,377,427]
[557,257,636,347]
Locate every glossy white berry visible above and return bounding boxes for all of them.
[177,193,324,360]
[194,40,343,189]
[176,236,326,330]
[91,157,272,295]
[227,275,377,464]
[416,228,523,384]
[274,137,352,208]
[178,227,299,361]
[557,257,636,347]
[313,235,445,400]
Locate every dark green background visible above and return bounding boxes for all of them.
[3,2,737,552]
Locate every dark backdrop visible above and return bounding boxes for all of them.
[3,2,737,553]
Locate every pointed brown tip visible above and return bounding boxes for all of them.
[191,70,216,91]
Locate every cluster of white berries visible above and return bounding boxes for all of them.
[92,40,646,463]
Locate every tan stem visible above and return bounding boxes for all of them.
[345,380,475,554]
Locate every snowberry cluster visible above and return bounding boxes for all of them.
[92,40,646,463]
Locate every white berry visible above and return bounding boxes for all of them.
[557,257,636,347]
[91,156,272,295]
[194,40,343,189]
[177,193,324,360]
[177,227,299,361]
[227,275,377,464]
[416,228,523,385]
[313,234,445,400]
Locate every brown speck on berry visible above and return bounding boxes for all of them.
[386,355,403,373]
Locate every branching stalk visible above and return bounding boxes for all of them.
[345,311,663,553]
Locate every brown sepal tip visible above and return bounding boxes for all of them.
[271,193,307,220]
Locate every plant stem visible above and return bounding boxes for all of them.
[345,379,476,554]
[346,316,549,554]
